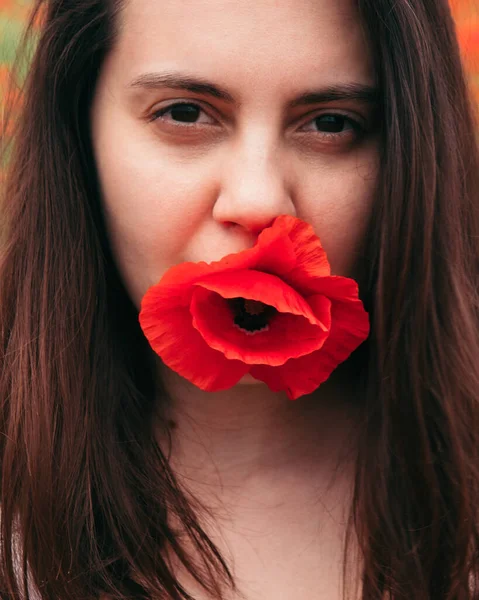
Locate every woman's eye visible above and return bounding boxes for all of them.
[151,102,215,126]
[150,103,365,144]
[301,114,361,136]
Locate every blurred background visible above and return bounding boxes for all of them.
[0,0,478,155]
[451,0,479,103]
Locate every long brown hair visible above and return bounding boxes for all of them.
[1,0,478,598]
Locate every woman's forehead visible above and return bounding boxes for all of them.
[109,0,375,97]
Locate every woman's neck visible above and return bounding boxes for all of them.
[154,360,362,509]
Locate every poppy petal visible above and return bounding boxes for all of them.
[190,285,331,365]
[256,215,331,294]
[249,290,369,400]
[139,216,370,398]
[146,214,329,293]
[306,274,367,300]
[139,284,249,391]
[250,223,299,274]
[154,224,296,289]
[194,268,326,322]
[207,221,299,277]
[309,290,332,321]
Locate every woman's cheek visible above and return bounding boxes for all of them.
[100,167,216,308]
[304,151,379,278]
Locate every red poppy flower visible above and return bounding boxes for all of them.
[139,215,370,400]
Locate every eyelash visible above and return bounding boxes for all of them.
[149,101,365,141]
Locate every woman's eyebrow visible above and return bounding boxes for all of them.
[127,71,379,107]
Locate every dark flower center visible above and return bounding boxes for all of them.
[228,297,277,333]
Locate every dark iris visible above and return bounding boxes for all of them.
[169,104,201,123]
[315,115,349,133]
[228,297,277,333]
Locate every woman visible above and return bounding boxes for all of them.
[1,0,478,598]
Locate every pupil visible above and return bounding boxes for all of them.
[171,104,200,123]
[228,297,276,333]
[316,115,345,133]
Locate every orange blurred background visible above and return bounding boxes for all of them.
[451,0,479,102]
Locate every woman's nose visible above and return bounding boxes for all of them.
[212,137,297,236]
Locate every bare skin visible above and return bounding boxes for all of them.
[155,365,364,599]
[90,0,378,596]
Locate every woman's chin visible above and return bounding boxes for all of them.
[238,373,264,385]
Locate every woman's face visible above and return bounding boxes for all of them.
[90,0,379,309]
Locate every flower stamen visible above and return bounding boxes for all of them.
[243,299,267,316]
[228,297,277,333]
